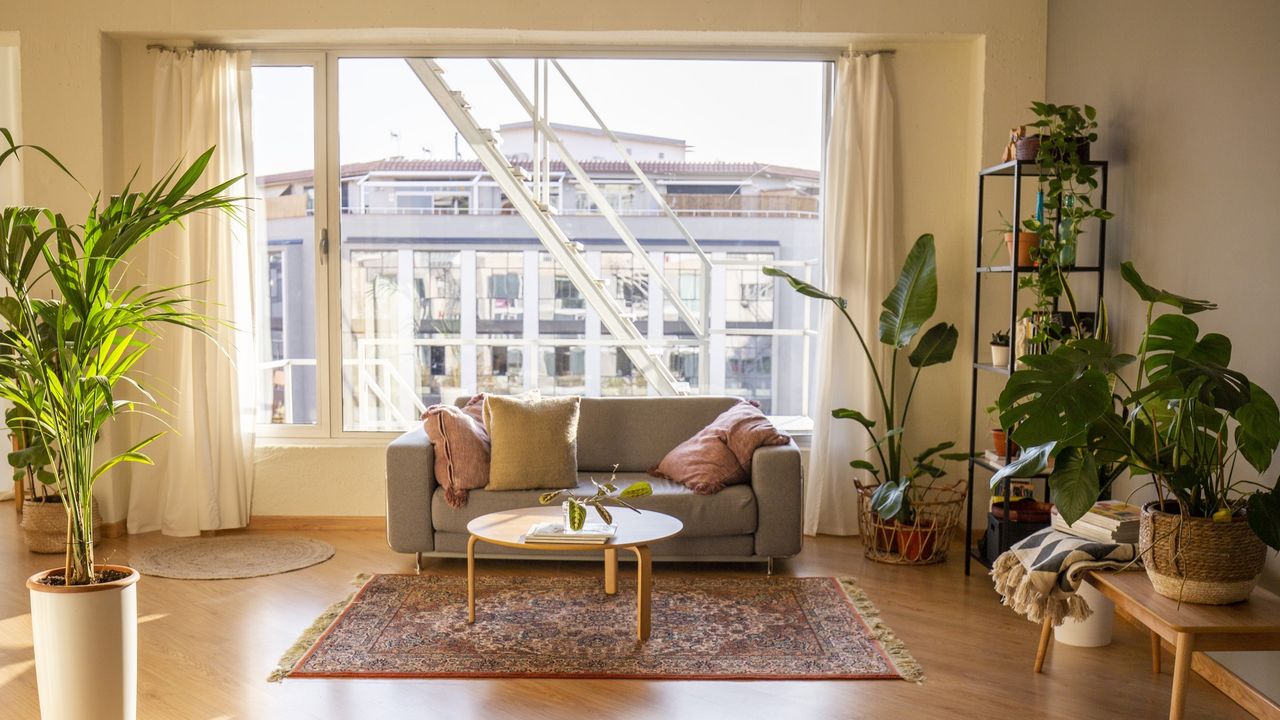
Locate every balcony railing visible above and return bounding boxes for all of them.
[265,194,819,220]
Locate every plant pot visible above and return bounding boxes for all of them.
[1053,581,1114,647]
[1014,134,1040,161]
[1002,231,1039,267]
[1138,501,1267,604]
[990,343,1011,367]
[20,497,102,554]
[870,519,897,553]
[27,565,139,720]
[991,429,1019,458]
[895,521,938,562]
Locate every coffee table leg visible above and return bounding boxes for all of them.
[604,547,618,595]
[631,545,652,641]
[467,535,478,624]
[1169,632,1195,720]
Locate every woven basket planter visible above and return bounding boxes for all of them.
[1138,501,1266,604]
[19,498,102,554]
[856,477,966,565]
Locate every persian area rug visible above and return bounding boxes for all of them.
[271,574,922,682]
[131,536,335,580]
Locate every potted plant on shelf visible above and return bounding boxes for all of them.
[1015,102,1114,353]
[0,131,238,720]
[990,330,1011,367]
[992,262,1280,604]
[986,404,1018,459]
[766,234,969,564]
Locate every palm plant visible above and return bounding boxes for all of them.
[0,130,240,585]
[766,234,968,523]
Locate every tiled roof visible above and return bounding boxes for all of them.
[260,157,819,185]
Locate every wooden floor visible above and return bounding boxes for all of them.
[0,505,1248,720]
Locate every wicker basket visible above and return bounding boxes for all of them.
[19,498,102,554]
[856,477,966,565]
[1138,501,1266,604]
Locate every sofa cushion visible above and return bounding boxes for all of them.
[422,395,490,508]
[431,472,756,538]
[484,394,580,491]
[650,401,790,495]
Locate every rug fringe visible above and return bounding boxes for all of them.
[268,574,371,682]
[837,577,925,684]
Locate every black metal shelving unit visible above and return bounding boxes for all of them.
[963,159,1110,576]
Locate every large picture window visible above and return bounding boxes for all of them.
[251,53,824,434]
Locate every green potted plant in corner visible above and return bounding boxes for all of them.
[0,131,239,720]
[992,262,1280,604]
[767,234,969,564]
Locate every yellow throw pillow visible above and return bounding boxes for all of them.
[484,394,580,491]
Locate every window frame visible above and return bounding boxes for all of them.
[252,48,831,441]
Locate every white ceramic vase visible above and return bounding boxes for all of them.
[1053,581,1114,647]
[26,565,139,720]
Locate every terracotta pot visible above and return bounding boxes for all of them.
[1003,231,1039,267]
[991,429,1019,458]
[895,521,938,562]
[1139,501,1266,604]
[870,520,897,553]
[27,565,139,720]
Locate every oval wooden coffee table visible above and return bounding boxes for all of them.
[465,506,683,641]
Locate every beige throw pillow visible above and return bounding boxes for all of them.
[484,394,580,491]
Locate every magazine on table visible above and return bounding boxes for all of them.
[523,521,617,544]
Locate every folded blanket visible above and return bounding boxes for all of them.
[990,528,1139,626]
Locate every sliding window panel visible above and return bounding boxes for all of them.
[251,61,327,430]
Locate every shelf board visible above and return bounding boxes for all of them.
[974,362,1011,376]
[975,264,1103,274]
[980,159,1109,177]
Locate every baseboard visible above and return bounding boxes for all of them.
[250,515,386,531]
[1115,606,1280,719]
[100,519,127,539]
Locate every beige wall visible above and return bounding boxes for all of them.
[1047,0,1280,698]
[2,0,1048,523]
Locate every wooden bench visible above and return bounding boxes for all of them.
[1034,571,1280,720]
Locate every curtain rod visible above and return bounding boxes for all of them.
[845,49,896,57]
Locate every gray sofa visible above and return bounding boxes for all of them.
[386,395,803,572]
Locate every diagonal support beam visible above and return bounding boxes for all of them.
[488,59,705,337]
[405,58,686,395]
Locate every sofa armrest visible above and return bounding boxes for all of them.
[386,427,435,553]
[751,441,804,558]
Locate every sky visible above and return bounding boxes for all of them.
[251,58,825,177]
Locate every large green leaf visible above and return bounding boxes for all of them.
[907,322,958,368]
[1120,262,1216,314]
[989,441,1057,488]
[762,267,847,309]
[1047,448,1101,525]
[832,407,876,429]
[878,234,937,348]
[1246,489,1280,551]
[618,481,652,499]
[1141,314,1251,412]
[998,350,1112,447]
[870,479,909,523]
[1235,383,1280,473]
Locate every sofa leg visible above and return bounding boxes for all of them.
[766,557,774,576]
[415,552,423,575]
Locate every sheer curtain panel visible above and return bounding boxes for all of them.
[804,53,897,536]
[127,49,256,535]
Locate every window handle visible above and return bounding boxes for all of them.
[320,227,330,263]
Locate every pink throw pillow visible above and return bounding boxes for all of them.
[422,394,490,508]
[649,401,790,495]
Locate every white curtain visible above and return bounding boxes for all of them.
[804,53,896,536]
[127,49,256,536]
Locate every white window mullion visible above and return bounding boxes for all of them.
[585,250,602,396]
[522,249,540,391]
[460,250,478,394]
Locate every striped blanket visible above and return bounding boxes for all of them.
[990,528,1139,625]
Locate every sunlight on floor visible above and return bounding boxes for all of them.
[0,612,32,650]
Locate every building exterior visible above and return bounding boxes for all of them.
[259,123,820,431]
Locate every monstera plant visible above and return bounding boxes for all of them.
[992,262,1280,601]
[767,234,968,529]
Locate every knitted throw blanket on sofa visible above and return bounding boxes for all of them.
[990,528,1139,626]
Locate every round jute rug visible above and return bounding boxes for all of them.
[131,536,335,580]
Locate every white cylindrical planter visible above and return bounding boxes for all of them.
[1054,581,1114,647]
[990,344,1011,367]
[27,565,139,720]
